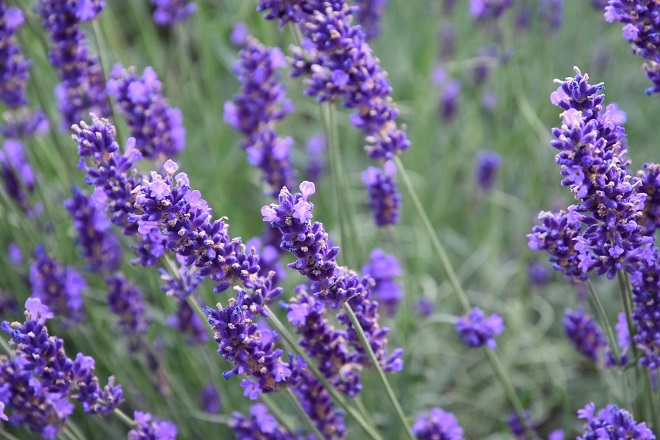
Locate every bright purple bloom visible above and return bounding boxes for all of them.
[230,22,248,46]
[30,246,86,326]
[0,139,35,213]
[563,308,608,361]
[603,0,660,94]
[362,248,402,315]
[475,150,501,192]
[456,307,504,349]
[355,0,389,39]
[7,242,22,265]
[230,403,296,439]
[65,187,121,273]
[108,64,185,159]
[128,411,178,440]
[225,37,295,197]
[577,402,654,439]
[412,407,464,440]
[362,160,401,227]
[199,384,220,413]
[151,0,196,26]
[0,5,30,109]
[39,0,109,128]
[469,0,513,20]
[294,371,346,438]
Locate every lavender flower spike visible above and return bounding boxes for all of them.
[577,402,654,439]
[355,0,389,40]
[412,407,464,440]
[0,5,30,109]
[362,160,401,227]
[563,308,608,361]
[128,411,178,440]
[475,150,501,192]
[362,248,403,315]
[455,307,504,349]
[230,404,296,440]
[151,0,197,26]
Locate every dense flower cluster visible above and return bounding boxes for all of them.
[362,248,402,316]
[628,246,660,370]
[362,161,401,227]
[475,150,501,192]
[294,371,346,439]
[108,64,185,160]
[355,0,389,39]
[151,0,196,26]
[39,0,109,128]
[0,5,29,109]
[412,407,464,440]
[577,402,654,439]
[0,109,49,139]
[30,245,86,327]
[224,37,296,196]
[563,308,608,361]
[230,403,297,439]
[0,139,36,213]
[198,384,220,414]
[635,163,660,236]
[127,410,178,440]
[455,307,504,349]
[604,0,660,95]
[0,298,122,437]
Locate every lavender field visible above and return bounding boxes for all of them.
[1,0,659,439]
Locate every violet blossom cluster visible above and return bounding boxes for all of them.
[362,160,401,227]
[475,150,501,192]
[151,0,197,26]
[224,37,296,197]
[107,64,185,160]
[230,403,299,439]
[106,274,150,347]
[263,182,403,372]
[361,248,402,316]
[455,306,504,349]
[30,245,86,327]
[0,139,36,213]
[160,264,207,344]
[294,371,346,439]
[0,298,122,438]
[411,407,464,440]
[577,402,654,439]
[604,0,660,95]
[628,246,660,370]
[634,163,660,236]
[563,308,608,361]
[39,0,109,128]
[530,68,652,279]
[355,0,389,40]
[0,5,29,109]
[127,410,178,440]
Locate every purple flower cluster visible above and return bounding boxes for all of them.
[264,182,403,372]
[294,371,346,439]
[362,248,402,316]
[0,139,36,213]
[39,0,109,128]
[629,246,660,370]
[65,186,121,273]
[604,0,660,95]
[455,307,504,349]
[469,0,513,21]
[198,384,220,413]
[539,0,564,31]
[634,163,660,236]
[577,402,654,439]
[411,407,464,440]
[1,298,122,437]
[507,411,535,440]
[167,298,208,345]
[440,78,461,123]
[30,245,86,327]
[0,108,49,140]
[108,64,185,160]
[282,285,362,396]
[106,274,150,346]
[127,411,178,440]
[0,5,29,109]
[563,308,608,361]
[230,403,297,440]
[475,150,501,192]
[355,0,389,39]
[224,37,296,196]
[362,160,401,227]
[151,0,197,26]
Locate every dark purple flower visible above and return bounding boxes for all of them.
[167,298,207,345]
[39,0,109,128]
[294,371,346,438]
[0,139,35,212]
[362,160,401,227]
[507,410,535,440]
[65,186,121,273]
[0,291,18,317]
[106,274,149,346]
[70,353,122,414]
[230,403,296,439]
[362,248,402,315]
[224,37,295,197]
[355,0,389,39]
[577,402,654,439]
[440,79,461,122]
[306,133,326,182]
[30,246,86,326]
[456,307,504,349]
[199,384,220,413]
[528,261,550,286]
[107,64,185,160]
[417,297,434,317]
[0,5,30,109]
[634,163,660,236]
[151,0,196,26]
[628,246,660,370]
[412,407,464,440]
[604,0,660,95]
[539,0,564,31]
[563,308,608,361]
[128,411,178,440]
[475,150,501,192]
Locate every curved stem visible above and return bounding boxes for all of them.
[114,408,134,427]
[586,279,621,364]
[341,303,415,440]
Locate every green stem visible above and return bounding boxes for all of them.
[91,20,121,137]
[0,430,21,440]
[260,393,296,433]
[114,408,135,428]
[264,306,384,440]
[617,273,639,362]
[341,303,415,440]
[586,280,621,364]
[285,388,325,440]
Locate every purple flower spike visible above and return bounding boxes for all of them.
[106,275,149,347]
[199,384,221,413]
[507,410,535,440]
[108,64,186,159]
[456,307,504,349]
[577,403,654,439]
[225,37,296,196]
[362,161,401,227]
[0,139,36,213]
[629,246,660,371]
[294,371,346,438]
[128,411,178,440]
[355,0,389,39]
[635,163,660,236]
[0,5,30,109]
[362,248,403,315]
[230,403,296,439]
[475,150,501,192]
[412,407,464,440]
[151,0,197,26]
[563,308,608,361]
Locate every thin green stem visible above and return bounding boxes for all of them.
[114,408,134,428]
[260,393,296,433]
[0,430,21,440]
[618,272,638,361]
[264,306,384,440]
[341,303,415,440]
[586,280,620,364]
[91,20,121,138]
[393,156,470,312]
[285,388,325,440]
